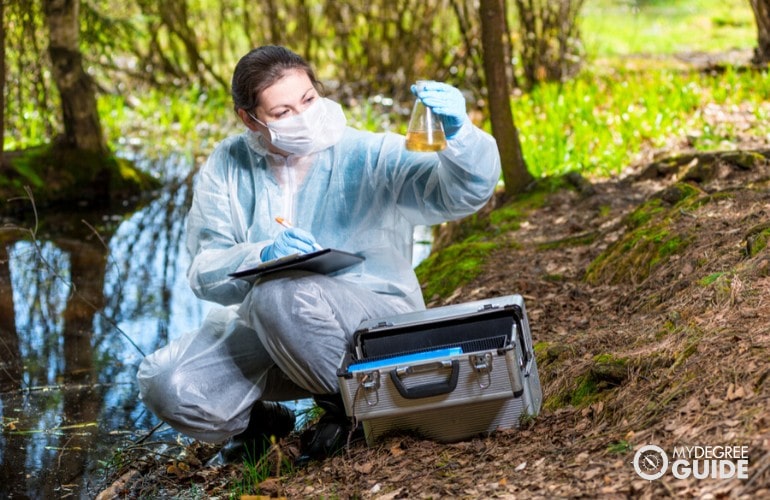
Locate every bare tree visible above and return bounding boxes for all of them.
[1,0,5,168]
[512,0,585,88]
[480,0,533,196]
[750,0,770,63]
[43,0,105,153]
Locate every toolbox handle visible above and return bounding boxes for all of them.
[389,360,460,399]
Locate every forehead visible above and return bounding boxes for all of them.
[258,69,315,109]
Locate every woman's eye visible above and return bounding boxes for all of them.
[305,95,316,105]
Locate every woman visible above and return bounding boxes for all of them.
[138,45,502,464]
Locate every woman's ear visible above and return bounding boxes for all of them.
[238,109,260,131]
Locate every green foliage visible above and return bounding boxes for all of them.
[582,0,754,56]
[2,0,765,187]
[698,272,726,286]
[98,86,240,162]
[607,440,633,454]
[513,67,770,178]
[233,439,295,498]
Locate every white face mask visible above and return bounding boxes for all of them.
[250,97,347,156]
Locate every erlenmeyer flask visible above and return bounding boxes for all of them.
[405,82,446,152]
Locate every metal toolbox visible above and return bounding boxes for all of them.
[337,294,542,445]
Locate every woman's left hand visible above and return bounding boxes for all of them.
[411,81,470,139]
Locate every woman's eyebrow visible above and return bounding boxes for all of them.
[266,87,316,113]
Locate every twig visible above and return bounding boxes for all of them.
[134,421,165,445]
[6,188,146,357]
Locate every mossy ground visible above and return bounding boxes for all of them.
[1,144,160,216]
[102,148,770,498]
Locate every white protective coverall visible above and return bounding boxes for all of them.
[137,121,501,443]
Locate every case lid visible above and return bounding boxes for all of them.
[354,295,526,360]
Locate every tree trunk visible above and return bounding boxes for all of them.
[43,0,106,154]
[751,0,770,63]
[479,0,534,197]
[0,241,21,395]
[1,0,5,167]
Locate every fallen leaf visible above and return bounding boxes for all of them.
[354,462,374,474]
[166,464,186,477]
[727,383,746,401]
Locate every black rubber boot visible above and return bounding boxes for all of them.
[207,401,296,466]
[295,393,361,466]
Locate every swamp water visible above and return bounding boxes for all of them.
[0,156,431,499]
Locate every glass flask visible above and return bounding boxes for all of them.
[405,82,447,152]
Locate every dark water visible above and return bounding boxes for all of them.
[0,155,213,499]
[0,155,432,499]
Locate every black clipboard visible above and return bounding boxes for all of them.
[229,248,365,280]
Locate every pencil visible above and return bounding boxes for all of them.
[275,217,323,250]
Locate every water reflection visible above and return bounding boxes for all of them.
[0,155,211,499]
[0,153,432,498]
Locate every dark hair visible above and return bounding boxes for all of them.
[231,45,321,114]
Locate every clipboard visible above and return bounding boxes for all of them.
[229,248,365,280]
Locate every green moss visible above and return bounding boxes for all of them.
[488,205,524,232]
[537,231,598,251]
[546,353,629,410]
[656,320,678,340]
[745,225,770,257]
[653,181,703,205]
[585,183,704,285]
[586,225,693,285]
[533,341,551,355]
[570,375,599,406]
[607,440,633,454]
[721,150,767,170]
[671,326,704,369]
[1,144,160,213]
[699,272,727,286]
[415,240,499,300]
[593,353,626,365]
[624,198,665,230]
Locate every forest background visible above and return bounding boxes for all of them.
[2,0,768,199]
[2,0,770,498]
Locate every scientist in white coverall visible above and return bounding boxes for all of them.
[137,45,502,465]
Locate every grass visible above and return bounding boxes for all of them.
[582,0,755,56]
[98,87,240,165]
[513,66,770,178]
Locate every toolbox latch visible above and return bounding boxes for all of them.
[356,370,381,406]
[477,303,500,312]
[470,352,494,389]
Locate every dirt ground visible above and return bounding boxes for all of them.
[100,134,770,497]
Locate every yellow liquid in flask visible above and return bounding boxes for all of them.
[405,130,447,152]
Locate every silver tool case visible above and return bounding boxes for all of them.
[337,294,542,445]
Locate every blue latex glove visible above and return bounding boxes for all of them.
[410,81,470,139]
[261,227,320,261]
